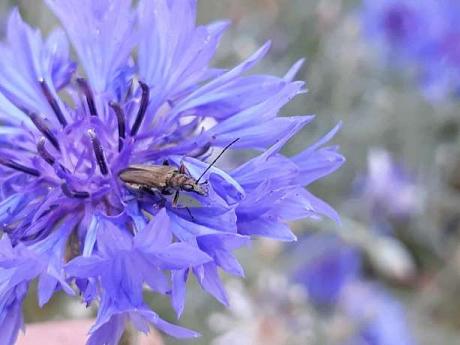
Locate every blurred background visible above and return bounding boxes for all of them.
[6,0,460,344]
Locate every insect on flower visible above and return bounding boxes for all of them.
[119,139,239,206]
[0,0,344,344]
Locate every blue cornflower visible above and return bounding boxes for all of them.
[341,282,415,345]
[360,149,419,222]
[361,0,460,99]
[0,1,343,344]
[292,234,361,306]
[293,235,416,345]
[361,0,425,54]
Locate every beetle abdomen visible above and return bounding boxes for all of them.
[119,165,174,189]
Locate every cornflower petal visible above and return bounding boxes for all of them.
[138,0,229,104]
[0,9,72,126]
[46,0,136,93]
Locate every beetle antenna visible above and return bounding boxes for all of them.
[196,138,239,183]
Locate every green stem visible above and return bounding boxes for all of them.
[119,323,139,345]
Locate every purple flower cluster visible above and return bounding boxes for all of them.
[361,149,419,221]
[293,235,361,306]
[361,0,460,99]
[0,1,343,344]
[294,234,415,345]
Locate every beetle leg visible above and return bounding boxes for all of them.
[161,188,174,196]
[137,186,152,195]
[185,207,195,221]
[173,190,180,207]
[158,197,166,208]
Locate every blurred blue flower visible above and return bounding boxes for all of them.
[341,282,416,345]
[361,0,424,55]
[0,1,344,343]
[361,149,419,221]
[293,234,361,306]
[361,0,460,99]
[294,234,416,345]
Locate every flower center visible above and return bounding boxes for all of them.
[0,78,152,204]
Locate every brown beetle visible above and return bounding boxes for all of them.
[119,139,239,206]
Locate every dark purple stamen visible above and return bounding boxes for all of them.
[88,129,109,175]
[77,78,98,117]
[1,225,13,234]
[37,137,56,165]
[39,79,67,127]
[109,102,126,152]
[27,112,60,151]
[0,157,40,177]
[190,142,212,158]
[61,183,90,199]
[130,81,150,136]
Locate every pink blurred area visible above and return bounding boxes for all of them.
[16,320,163,345]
